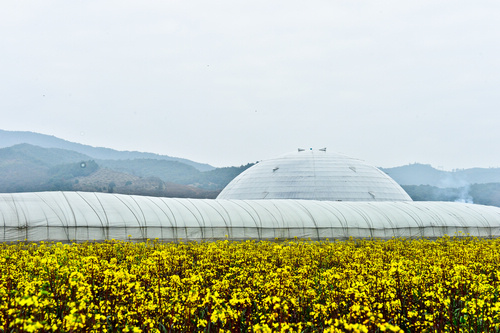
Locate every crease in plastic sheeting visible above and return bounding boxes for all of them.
[76,192,107,230]
[34,192,71,241]
[248,200,283,230]
[342,202,375,235]
[230,200,264,240]
[172,198,206,239]
[293,201,321,240]
[146,196,178,240]
[463,204,495,229]
[111,193,143,228]
[199,199,232,239]
[92,192,111,240]
[404,201,444,229]
[316,201,351,238]
[134,195,173,239]
[427,202,470,229]
[61,192,79,228]
[158,197,180,229]
[130,195,148,229]
[442,203,492,237]
[364,202,399,235]
[10,194,27,229]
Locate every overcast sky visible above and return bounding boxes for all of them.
[1,1,499,169]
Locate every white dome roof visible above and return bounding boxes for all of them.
[217,149,412,201]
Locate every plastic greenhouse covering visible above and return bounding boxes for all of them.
[217,149,412,201]
[2,192,500,242]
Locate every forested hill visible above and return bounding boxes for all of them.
[0,129,214,171]
[0,144,252,197]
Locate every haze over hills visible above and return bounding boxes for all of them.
[381,164,500,188]
[381,164,500,207]
[2,129,500,206]
[0,142,251,197]
[0,129,214,171]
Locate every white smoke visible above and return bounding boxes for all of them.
[438,173,474,204]
[454,184,474,204]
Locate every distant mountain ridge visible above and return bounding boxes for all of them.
[381,163,500,187]
[0,143,90,167]
[0,129,214,171]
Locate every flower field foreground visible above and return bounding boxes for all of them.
[1,237,500,332]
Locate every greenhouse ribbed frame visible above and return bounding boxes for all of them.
[217,149,412,201]
[2,191,500,242]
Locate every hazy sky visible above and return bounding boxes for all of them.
[1,1,499,169]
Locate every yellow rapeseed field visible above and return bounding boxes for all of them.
[1,236,500,332]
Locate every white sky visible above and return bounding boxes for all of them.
[1,1,499,169]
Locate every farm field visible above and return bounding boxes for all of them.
[1,236,500,332]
